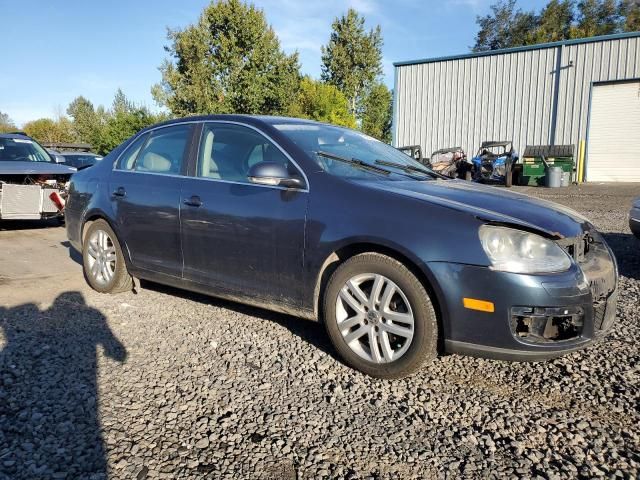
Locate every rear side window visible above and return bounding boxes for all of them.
[135,125,191,174]
[117,124,192,174]
[118,133,148,170]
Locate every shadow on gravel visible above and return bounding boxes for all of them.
[0,291,126,480]
[60,240,83,265]
[141,280,341,362]
[602,232,640,280]
[0,218,62,231]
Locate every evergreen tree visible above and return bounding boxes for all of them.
[321,9,383,116]
[153,0,300,116]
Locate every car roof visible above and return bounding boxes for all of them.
[145,114,332,132]
[0,132,33,140]
[59,151,101,156]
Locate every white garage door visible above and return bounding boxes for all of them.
[587,81,640,182]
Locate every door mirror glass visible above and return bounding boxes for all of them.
[248,162,302,188]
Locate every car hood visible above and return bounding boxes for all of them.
[356,178,592,239]
[0,161,77,176]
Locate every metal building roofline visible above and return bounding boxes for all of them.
[393,31,640,67]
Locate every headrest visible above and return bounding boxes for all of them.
[142,152,171,172]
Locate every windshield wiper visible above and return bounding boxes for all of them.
[374,159,440,178]
[315,151,391,175]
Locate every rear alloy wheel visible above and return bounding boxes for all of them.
[82,219,132,293]
[323,253,437,378]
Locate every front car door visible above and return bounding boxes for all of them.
[109,123,194,277]
[180,121,308,308]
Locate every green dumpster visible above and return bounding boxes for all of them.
[518,145,574,186]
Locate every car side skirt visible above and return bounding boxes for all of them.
[130,267,317,321]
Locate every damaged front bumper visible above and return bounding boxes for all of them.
[0,182,68,220]
[430,231,618,361]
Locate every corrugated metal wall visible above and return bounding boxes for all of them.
[393,34,640,173]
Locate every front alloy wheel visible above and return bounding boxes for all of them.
[336,273,414,363]
[324,253,438,378]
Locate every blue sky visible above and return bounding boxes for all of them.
[0,0,547,126]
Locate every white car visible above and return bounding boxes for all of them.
[0,133,76,221]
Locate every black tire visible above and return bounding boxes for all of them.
[323,253,438,379]
[82,219,133,293]
[505,162,513,187]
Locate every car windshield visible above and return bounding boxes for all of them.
[272,123,434,180]
[62,154,102,167]
[0,137,53,163]
[63,154,102,162]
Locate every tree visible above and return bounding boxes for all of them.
[93,90,163,155]
[96,110,154,155]
[321,9,383,116]
[67,96,104,147]
[532,0,575,43]
[573,0,621,37]
[473,0,635,51]
[288,77,356,128]
[621,0,640,30]
[0,111,16,133]
[361,83,392,143]
[153,0,300,116]
[23,117,76,143]
[66,90,164,155]
[473,0,538,51]
[112,88,135,115]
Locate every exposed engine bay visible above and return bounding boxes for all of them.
[0,174,71,220]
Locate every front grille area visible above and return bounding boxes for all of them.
[511,306,584,343]
[594,302,606,328]
[557,232,591,263]
[558,230,617,333]
[593,290,618,332]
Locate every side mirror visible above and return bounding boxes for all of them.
[49,153,65,164]
[247,162,303,189]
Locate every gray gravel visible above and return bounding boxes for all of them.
[1,183,639,479]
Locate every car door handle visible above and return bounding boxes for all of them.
[183,196,202,207]
[112,187,126,198]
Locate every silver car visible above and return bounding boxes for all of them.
[631,197,640,239]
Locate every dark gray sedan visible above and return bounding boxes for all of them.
[631,197,640,239]
[65,115,618,378]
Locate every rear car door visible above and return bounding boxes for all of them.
[109,123,194,277]
[180,121,308,307]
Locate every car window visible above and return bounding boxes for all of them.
[118,133,148,170]
[0,137,53,163]
[63,154,102,169]
[272,123,434,181]
[197,123,298,183]
[134,125,191,174]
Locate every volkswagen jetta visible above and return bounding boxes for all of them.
[65,116,618,378]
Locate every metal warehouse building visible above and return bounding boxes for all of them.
[392,32,640,182]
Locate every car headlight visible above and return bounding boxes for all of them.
[479,225,572,274]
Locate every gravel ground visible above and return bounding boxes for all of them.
[0,184,639,479]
